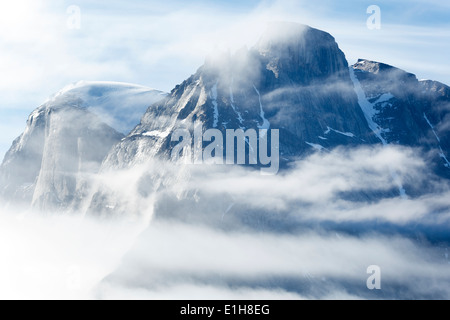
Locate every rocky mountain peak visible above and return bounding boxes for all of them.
[102,23,376,173]
[354,59,417,83]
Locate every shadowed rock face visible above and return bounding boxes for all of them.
[352,59,450,178]
[103,23,377,170]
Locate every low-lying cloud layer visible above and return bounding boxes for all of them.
[0,212,146,299]
[99,221,450,300]
[1,145,449,299]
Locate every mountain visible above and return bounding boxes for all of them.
[351,59,450,179]
[102,23,377,171]
[1,23,449,214]
[0,82,166,210]
[1,22,448,301]
[89,23,450,218]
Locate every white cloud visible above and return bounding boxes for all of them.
[97,221,450,300]
[0,145,449,300]
[0,1,449,299]
[0,211,145,299]
[1,0,448,100]
[182,146,430,217]
[98,282,308,300]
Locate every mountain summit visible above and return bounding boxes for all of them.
[103,24,376,170]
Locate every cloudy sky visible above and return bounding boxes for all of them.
[1,0,449,159]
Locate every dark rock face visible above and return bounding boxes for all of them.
[352,59,450,178]
[103,23,377,170]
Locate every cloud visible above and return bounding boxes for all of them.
[1,0,449,100]
[0,145,449,299]
[0,210,146,299]
[85,144,449,227]
[98,282,308,300]
[88,146,450,300]
[1,0,449,162]
[184,146,429,210]
[98,221,450,300]
[1,0,450,300]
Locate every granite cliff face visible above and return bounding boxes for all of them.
[0,82,165,210]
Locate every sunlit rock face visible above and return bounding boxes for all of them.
[0,82,165,210]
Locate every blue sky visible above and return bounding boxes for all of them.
[0,0,449,158]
